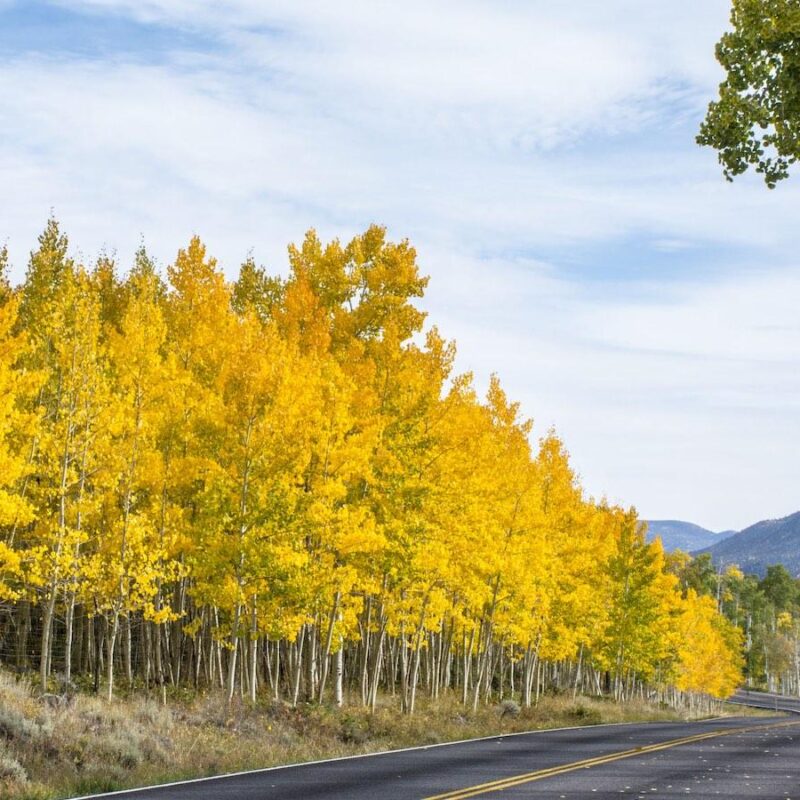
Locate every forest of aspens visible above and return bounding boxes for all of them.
[0,219,744,715]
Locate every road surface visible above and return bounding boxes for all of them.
[75,691,800,799]
[729,687,800,715]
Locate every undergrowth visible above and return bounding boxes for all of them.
[0,670,736,800]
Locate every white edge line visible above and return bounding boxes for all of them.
[68,712,767,800]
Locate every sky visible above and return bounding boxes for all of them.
[1,0,799,532]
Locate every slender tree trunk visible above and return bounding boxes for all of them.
[107,612,120,701]
[291,628,306,707]
[334,639,344,707]
[273,638,281,701]
[40,587,60,692]
[64,591,77,684]
[249,601,258,704]
[226,604,241,703]
[124,613,134,688]
[317,593,341,703]
[368,624,386,712]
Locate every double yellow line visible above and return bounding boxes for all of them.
[424,719,800,799]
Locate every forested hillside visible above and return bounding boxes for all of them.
[669,553,800,695]
[645,520,732,552]
[0,220,742,713]
[695,511,800,577]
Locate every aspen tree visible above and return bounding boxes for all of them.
[672,591,743,698]
[0,249,40,602]
[29,266,108,691]
[84,268,177,699]
[162,237,234,688]
[192,313,319,703]
[596,512,679,699]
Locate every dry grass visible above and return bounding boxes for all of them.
[0,671,730,800]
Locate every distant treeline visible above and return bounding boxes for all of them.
[673,555,800,695]
[0,220,741,710]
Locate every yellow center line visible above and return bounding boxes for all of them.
[422,719,800,800]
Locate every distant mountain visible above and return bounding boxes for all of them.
[694,511,800,577]
[645,520,734,553]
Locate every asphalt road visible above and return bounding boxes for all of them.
[729,687,800,715]
[76,691,800,800]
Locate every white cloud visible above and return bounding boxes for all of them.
[422,248,800,531]
[55,0,730,151]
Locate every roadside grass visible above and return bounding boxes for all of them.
[0,670,737,800]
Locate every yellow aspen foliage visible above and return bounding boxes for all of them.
[593,511,683,694]
[25,262,110,690]
[673,591,743,698]
[0,221,745,710]
[0,264,38,532]
[0,277,41,599]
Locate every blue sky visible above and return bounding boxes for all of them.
[2,0,799,530]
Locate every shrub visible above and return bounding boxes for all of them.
[0,707,41,743]
[0,746,27,785]
[338,714,371,744]
[98,729,145,769]
[133,701,172,731]
[499,700,521,718]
